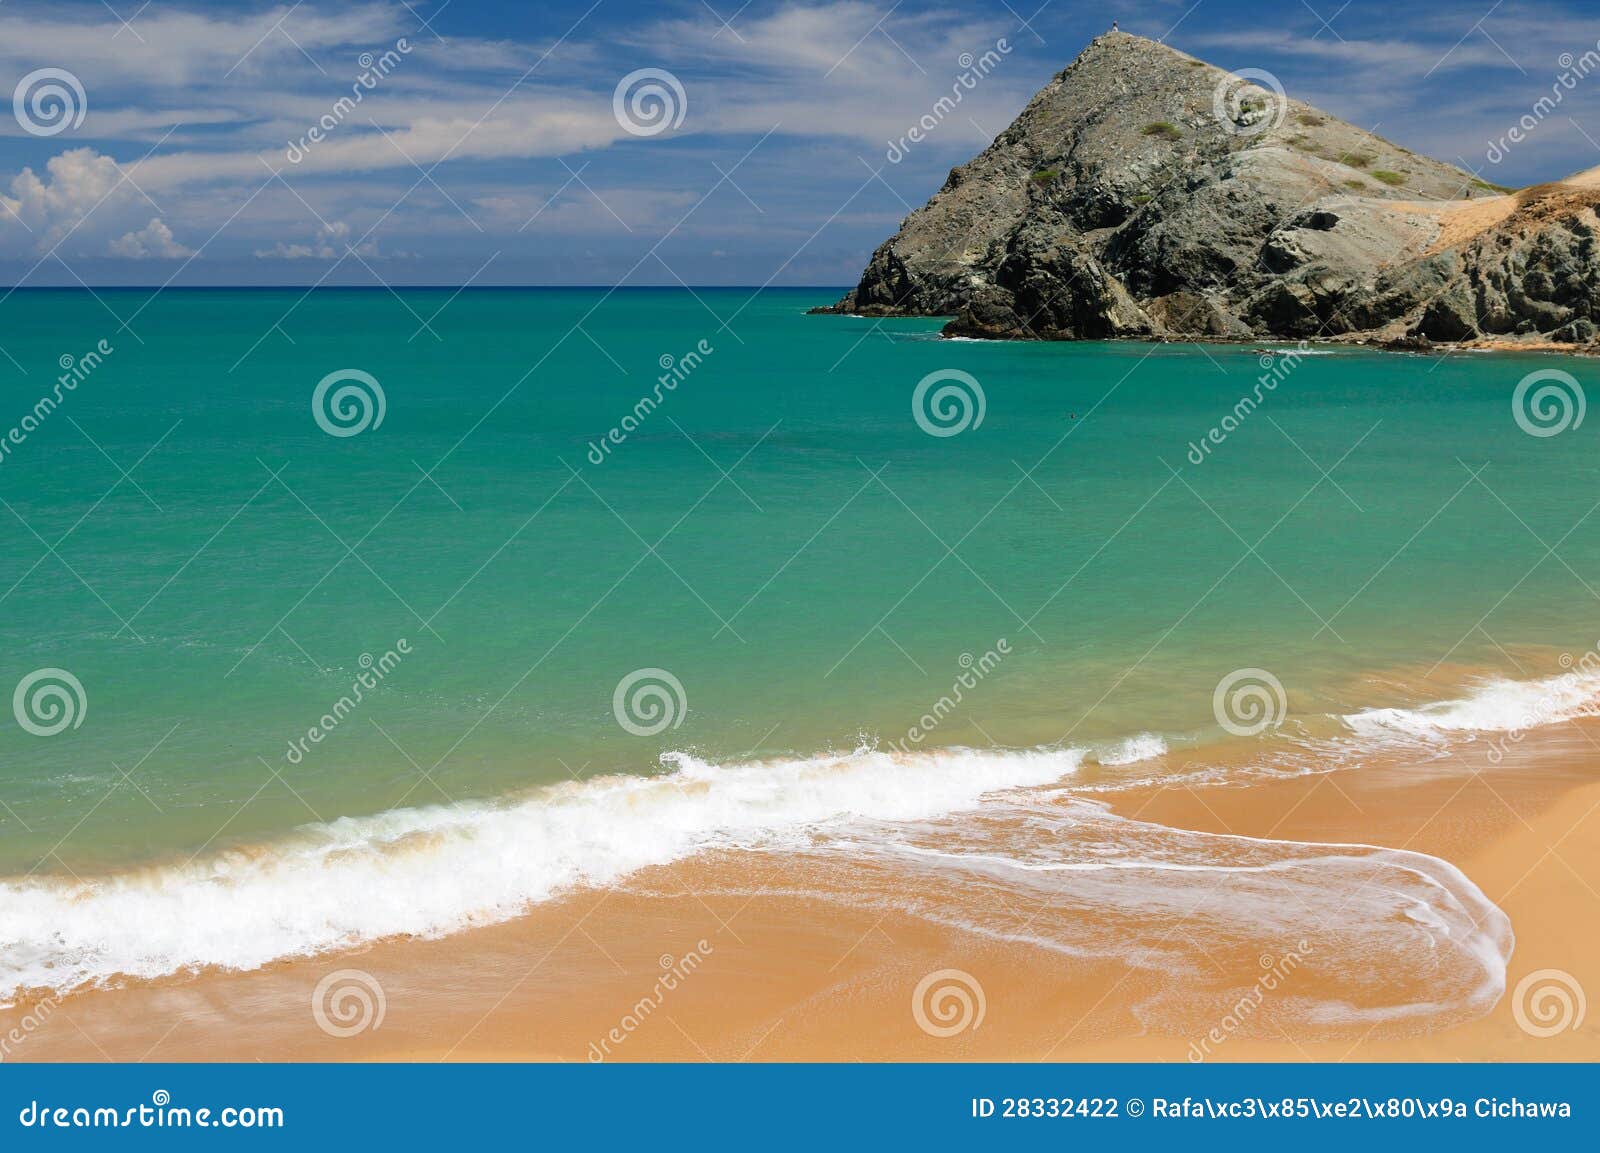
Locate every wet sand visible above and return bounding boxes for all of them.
[5,720,1596,1064]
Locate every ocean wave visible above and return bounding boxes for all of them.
[1340,667,1600,743]
[0,744,1087,1006]
[1093,733,1169,766]
[4,660,1583,1012]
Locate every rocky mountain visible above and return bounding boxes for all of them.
[818,31,1600,349]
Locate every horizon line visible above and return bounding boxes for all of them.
[0,284,855,292]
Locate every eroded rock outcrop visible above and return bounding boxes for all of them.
[819,31,1600,350]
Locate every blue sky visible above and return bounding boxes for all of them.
[1,0,1598,286]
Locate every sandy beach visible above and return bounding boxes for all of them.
[6,719,1594,1064]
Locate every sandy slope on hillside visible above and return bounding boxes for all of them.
[1391,163,1600,257]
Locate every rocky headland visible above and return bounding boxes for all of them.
[817,32,1600,351]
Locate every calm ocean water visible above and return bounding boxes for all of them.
[0,286,1594,995]
[1,286,1597,861]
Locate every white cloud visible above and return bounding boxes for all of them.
[0,2,1057,269]
[108,218,193,258]
[5,1,1036,195]
[1,148,132,246]
[0,4,404,87]
[0,2,589,91]
[254,219,378,259]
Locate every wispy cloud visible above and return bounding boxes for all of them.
[1,0,1596,284]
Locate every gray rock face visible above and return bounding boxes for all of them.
[820,32,1600,350]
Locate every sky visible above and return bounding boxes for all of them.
[1,0,1598,286]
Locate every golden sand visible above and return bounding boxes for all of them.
[4,720,1596,1064]
[1375,162,1600,267]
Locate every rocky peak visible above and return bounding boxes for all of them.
[821,33,1598,350]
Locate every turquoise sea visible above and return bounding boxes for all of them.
[0,286,1595,999]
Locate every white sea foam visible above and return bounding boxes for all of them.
[7,662,1580,1018]
[0,744,1086,1006]
[683,796,1514,1039]
[1341,668,1600,743]
[823,799,1513,1035]
[1095,733,1169,766]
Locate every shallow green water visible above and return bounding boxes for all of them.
[0,287,1595,872]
